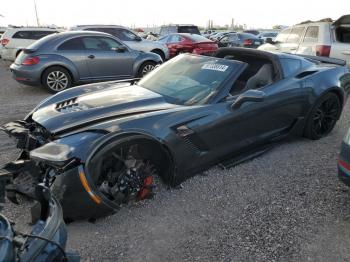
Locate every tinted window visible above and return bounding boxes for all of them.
[261,32,278,37]
[239,33,258,40]
[168,35,183,43]
[275,28,291,43]
[280,58,302,77]
[82,36,123,50]
[228,34,238,41]
[12,30,56,40]
[286,27,305,43]
[186,34,211,42]
[86,27,115,35]
[158,36,169,43]
[178,26,200,35]
[303,26,319,43]
[58,37,85,50]
[114,28,138,41]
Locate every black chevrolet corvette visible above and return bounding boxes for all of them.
[1,48,350,220]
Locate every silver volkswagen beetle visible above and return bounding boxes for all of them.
[10,31,163,93]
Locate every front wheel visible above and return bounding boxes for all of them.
[92,142,162,205]
[304,93,342,140]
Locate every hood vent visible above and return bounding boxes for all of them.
[55,98,88,113]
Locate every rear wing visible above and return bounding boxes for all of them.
[297,54,346,66]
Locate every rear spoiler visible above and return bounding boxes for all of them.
[22,48,37,54]
[297,54,346,66]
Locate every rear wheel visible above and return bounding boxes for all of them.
[138,61,156,78]
[304,93,342,140]
[42,66,72,93]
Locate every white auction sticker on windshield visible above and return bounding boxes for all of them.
[202,64,228,72]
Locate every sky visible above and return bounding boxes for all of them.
[0,0,349,29]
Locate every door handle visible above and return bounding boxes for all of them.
[88,55,95,59]
[341,51,350,55]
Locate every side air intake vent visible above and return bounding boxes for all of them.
[296,71,317,79]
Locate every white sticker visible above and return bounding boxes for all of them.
[202,64,228,72]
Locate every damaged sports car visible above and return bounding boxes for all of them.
[1,47,350,220]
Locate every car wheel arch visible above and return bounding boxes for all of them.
[84,132,177,186]
[150,49,165,60]
[40,64,76,85]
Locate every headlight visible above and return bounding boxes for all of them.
[30,142,72,163]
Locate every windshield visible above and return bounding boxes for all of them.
[138,54,242,105]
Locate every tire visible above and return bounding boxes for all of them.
[41,66,72,93]
[138,61,156,78]
[304,92,342,140]
[92,141,162,204]
[151,49,165,61]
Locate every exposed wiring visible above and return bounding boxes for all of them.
[20,233,68,262]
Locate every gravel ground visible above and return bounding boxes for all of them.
[1,60,350,261]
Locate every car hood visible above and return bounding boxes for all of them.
[31,84,178,134]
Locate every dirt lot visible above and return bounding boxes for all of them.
[1,59,350,261]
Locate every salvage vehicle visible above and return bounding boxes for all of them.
[70,25,169,61]
[158,33,218,58]
[2,47,350,220]
[10,31,162,93]
[258,15,350,67]
[0,162,79,261]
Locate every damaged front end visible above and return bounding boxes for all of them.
[1,119,117,220]
[0,159,80,261]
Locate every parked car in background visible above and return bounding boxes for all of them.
[70,25,169,60]
[158,33,218,58]
[218,33,264,48]
[257,31,278,42]
[210,31,236,42]
[10,31,162,93]
[0,27,59,61]
[259,15,350,67]
[243,30,260,35]
[159,24,200,37]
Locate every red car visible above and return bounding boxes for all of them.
[158,33,218,58]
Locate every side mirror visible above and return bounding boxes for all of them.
[231,90,266,109]
[134,36,142,41]
[265,38,274,44]
[113,46,127,53]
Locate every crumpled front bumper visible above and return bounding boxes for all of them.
[1,120,116,221]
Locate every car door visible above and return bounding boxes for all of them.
[186,62,308,166]
[82,36,137,80]
[56,37,91,80]
[166,35,183,56]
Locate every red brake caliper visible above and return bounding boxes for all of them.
[138,176,153,200]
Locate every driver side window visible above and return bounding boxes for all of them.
[82,37,123,51]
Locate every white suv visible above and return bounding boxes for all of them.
[0,27,59,61]
[70,25,169,60]
[259,15,350,67]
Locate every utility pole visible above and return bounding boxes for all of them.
[34,0,40,26]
